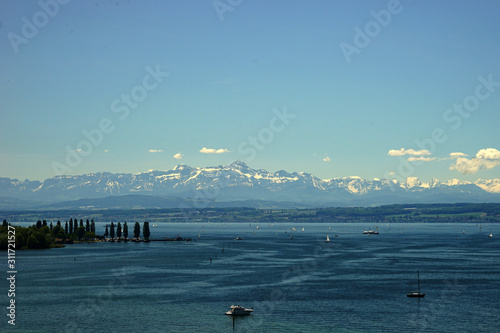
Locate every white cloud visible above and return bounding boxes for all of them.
[199,147,230,154]
[407,157,435,162]
[387,148,431,156]
[476,148,500,160]
[104,149,109,153]
[449,152,468,158]
[450,148,500,174]
[148,149,164,153]
[439,152,468,161]
[173,153,183,160]
[322,156,331,162]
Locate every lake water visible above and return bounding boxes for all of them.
[3,222,500,333]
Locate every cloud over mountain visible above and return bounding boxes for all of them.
[449,152,468,158]
[199,147,230,154]
[0,161,498,210]
[450,148,500,174]
[388,148,431,156]
[407,157,435,162]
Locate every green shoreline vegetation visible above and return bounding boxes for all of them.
[0,219,151,250]
[1,203,499,250]
[3,203,500,223]
[0,218,99,250]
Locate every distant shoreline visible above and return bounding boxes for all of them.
[1,203,500,223]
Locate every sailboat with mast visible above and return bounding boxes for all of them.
[325,234,330,243]
[407,271,425,298]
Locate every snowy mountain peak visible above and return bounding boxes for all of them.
[445,179,472,186]
[0,162,499,207]
[229,161,248,169]
[429,178,440,187]
[173,164,188,171]
[404,177,422,189]
[475,179,500,193]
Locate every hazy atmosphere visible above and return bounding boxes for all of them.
[1,0,500,183]
[1,2,500,332]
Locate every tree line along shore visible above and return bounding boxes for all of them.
[1,203,499,249]
[1,203,499,224]
[0,219,152,250]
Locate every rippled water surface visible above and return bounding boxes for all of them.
[6,222,500,332]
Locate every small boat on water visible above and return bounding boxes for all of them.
[363,230,379,235]
[489,233,493,238]
[225,305,253,316]
[235,236,244,240]
[325,235,330,243]
[407,271,425,298]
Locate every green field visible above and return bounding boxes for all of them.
[1,203,499,223]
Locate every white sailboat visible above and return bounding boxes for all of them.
[325,235,330,243]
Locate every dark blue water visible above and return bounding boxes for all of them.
[3,222,500,332]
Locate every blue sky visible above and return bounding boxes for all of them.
[1,0,499,182]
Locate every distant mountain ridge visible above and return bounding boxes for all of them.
[0,161,499,210]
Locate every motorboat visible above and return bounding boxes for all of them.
[235,236,244,240]
[225,305,253,315]
[363,230,379,235]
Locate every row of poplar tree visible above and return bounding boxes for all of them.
[0,219,152,249]
[34,218,97,241]
[35,219,151,241]
[103,221,150,240]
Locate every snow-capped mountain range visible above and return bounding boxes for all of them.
[1,161,499,209]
